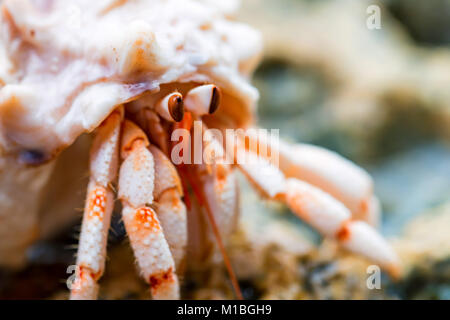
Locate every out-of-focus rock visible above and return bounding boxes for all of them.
[387,0,450,45]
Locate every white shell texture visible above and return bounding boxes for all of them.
[0,0,262,157]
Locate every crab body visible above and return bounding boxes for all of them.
[0,0,399,299]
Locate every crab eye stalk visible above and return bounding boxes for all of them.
[184,84,222,116]
[155,92,185,122]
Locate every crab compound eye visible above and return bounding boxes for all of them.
[155,92,185,122]
[184,84,222,116]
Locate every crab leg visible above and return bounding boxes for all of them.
[118,120,179,299]
[365,195,381,228]
[201,127,240,242]
[236,149,401,278]
[191,160,239,260]
[190,159,242,298]
[149,145,187,273]
[70,108,123,300]
[242,131,380,225]
[196,126,241,298]
[284,179,399,277]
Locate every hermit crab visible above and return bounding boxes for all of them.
[0,0,400,300]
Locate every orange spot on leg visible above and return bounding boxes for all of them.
[336,221,351,241]
[87,187,107,219]
[78,265,102,282]
[356,198,370,221]
[149,267,175,291]
[135,207,160,231]
[360,199,369,214]
[70,265,101,300]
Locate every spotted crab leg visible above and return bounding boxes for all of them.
[118,120,179,299]
[243,131,381,226]
[137,93,188,272]
[149,145,187,273]
[70,108,123,300]
[235,148,401,278]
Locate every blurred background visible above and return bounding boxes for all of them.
[1,0,449,300]
[238,0,450,234]
[235,0,450,300]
